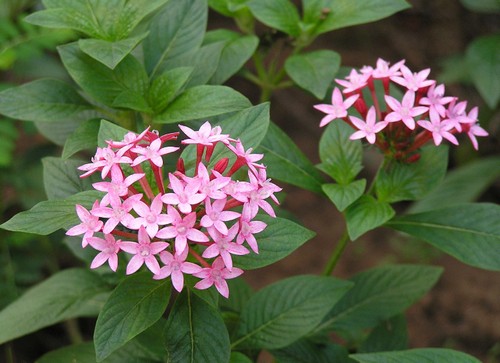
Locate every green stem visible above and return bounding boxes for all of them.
[64,319,84,344]
[322,230,350,276]
[366,157,389,196]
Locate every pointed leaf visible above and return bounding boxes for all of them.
[164,290,230,363]
[79,33,149,69]
[313,265,442,337]
[247,0,301,36]
[148,67,194,114]
[345,195,395,240]
[43,157,96,200]
[322,179,366,212]
[154,85,251,124]
[94,273,171,361]
[232,216,316,270]
[318,121,363,185]
[144,0,208,76]
[62,118,100,159]
[233,275,353,349]
[0,79,92,122]
[387,203,500,270]
[0,268,109,345]
[285,50,341,99]
[351,348,481,363]
[0,190,102,235]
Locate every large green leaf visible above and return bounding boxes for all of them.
[62,118,100,159]
[272,340,351,363]
[0,79,92,122]
[350,348,481,363]
[94,272,171,361]
[233,275,353,349]
[466,34,500,109]
[0,268,109,344]
[247,0,301,36]
[387,203,500,271]
[0,190,102,235]
[312,0,410,36]
[43,157,95,200]
[232,215,315,270]
[58,42,148,107]
[144,0,208,77]
[154,85,251,124]
[318,121,363,185]
[79,33,149,69]
[258,122,324,194]
[345,195,395,240]
[322,179,366,212]
[313,265,442,337]
[409,156,500,213]
[375,146,448,203]
[148,67,194,114]
[164,290,230,363]
[285,50,341,99]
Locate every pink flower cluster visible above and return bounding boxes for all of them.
[66,122,281,298]
[314,59,488,161]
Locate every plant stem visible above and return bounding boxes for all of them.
[64,319,84,344]
[322,230,350,276]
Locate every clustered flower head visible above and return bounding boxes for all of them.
[66,122,281,298]
[314,58,488,162]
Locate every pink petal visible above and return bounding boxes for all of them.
[126,255,144,274]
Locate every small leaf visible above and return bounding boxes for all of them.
[375,146,448,203]
[0,268,109,345]
[42,157,95,200]
[350,348,481,363]
[0,79,92,122]
[318,121,363,185]
[62,118,100,159]
[345,195,395,240]
[148,67,194,114]
[164,290,230,363]
[247,0,301,36]
[0,190,102,235]
[466,34,500,109]
[155,85,251,124]
[233,275,353,349]
[285,50,341,99]
[94,273,171,361]
[79,33,149,69]
[387,203,500,271]
[258,122,324,194]
[313,265,443,337]
[322,179,366,212]
[232,215,316,270]
[359,314,408,353]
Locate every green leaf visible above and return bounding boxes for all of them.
[42,157,95,200]
[285,50,341,99]
[313,265,442,337]
[62,118,100,159]
[0,268,109,344]
[318,121,363,185]
[58,42,148,107]
[232,215,316,270]
[345,195,395,240]
[0,190,102,235]
[359,314,408,353]
[258,122,324,194]
[233,275,353,349]
[204,30,259,85]
[155,85,251,124]
[322,179,366,212]
[272,340,350,363]
[375,146,448,203]
[313,0,411,36]
[94,272,171,361]
[219,279,254,314]
[144,0,208,77]
[230,352,253,363]
[409,156,500,213]
[466,34,500,108]
[350,348,481,363]
[247,0,301,36]
[79,33,149,70]
[387,203,500,271]
[97,119,129,147]
[0,79,92,122]
[164,290,230,363]
[34,117,82,146]
[148,67,194,114]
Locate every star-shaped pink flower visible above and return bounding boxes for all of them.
[237,205,267,253]
[66,202,103,247]
[153,249,202,292]
[390,65,435,91]
[314,88,359,127]
[417,108,458,146]
[161,173,205,214]
[203,224,249,270]
[87,233,123,271]
[349,106,387,144]
[131,138,179,168]
[128,194,171,238]
[193,257,244,298]
[179,121,229,146]
[200,198,240,235]
[385,91,428,130]
[91,194,142,234]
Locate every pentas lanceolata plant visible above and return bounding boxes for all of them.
[66,121,281,298]
[314,58,489,161]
